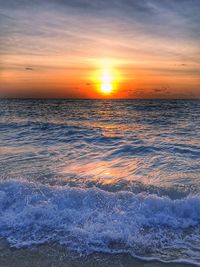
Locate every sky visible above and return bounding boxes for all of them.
[0,0,200,98]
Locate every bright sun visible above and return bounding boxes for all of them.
[101,83,112,94]
[101,70,113,94]
[90,59,120,96]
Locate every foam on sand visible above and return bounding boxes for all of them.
[0,180,200,265]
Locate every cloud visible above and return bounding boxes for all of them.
[154,88,166,93]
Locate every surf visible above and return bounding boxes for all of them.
[0,180,200,264]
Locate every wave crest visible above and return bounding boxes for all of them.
[0,180,200,264]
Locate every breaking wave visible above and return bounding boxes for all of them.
[0,180,200,265]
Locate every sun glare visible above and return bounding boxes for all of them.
[90,59,121,96]
[101,70,113,94]
[101,83,112,94]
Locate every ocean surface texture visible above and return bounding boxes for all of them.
[0,99,200,265]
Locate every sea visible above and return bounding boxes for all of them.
[0,99,200,265]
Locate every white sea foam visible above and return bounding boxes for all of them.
[0,180,200,264]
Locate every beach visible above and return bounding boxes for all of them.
[0,99,200,266]
[1,0,200,264]
[0,239,196,267]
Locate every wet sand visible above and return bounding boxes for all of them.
[0,239,195,267]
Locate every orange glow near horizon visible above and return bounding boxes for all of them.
[1,55,200,99]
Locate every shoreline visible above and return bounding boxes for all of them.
[0,239,196,267]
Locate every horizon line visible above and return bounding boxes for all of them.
[0,97,200,101]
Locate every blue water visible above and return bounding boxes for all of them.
[0,99,200,264]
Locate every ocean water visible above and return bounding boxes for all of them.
[0,99,200,265]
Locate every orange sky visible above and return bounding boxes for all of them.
[1,0,200,98]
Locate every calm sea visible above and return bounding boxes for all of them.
[0,99,200,264]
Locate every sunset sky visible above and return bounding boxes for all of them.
[1,0,200,98]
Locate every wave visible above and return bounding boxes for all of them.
[0,180,200,264]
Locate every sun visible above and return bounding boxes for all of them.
[101,70,113,94]
[90,59,121,96]
[101,83,112,93]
